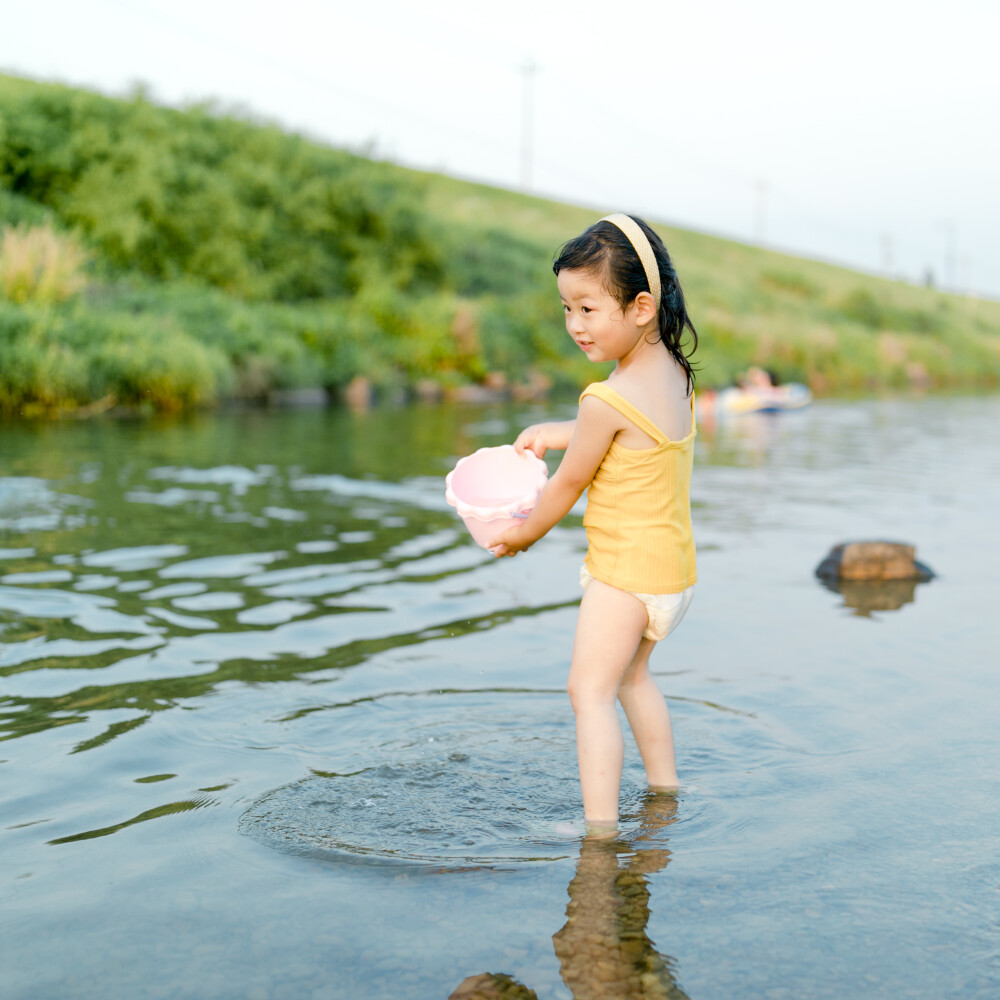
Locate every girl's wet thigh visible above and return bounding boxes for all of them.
[568,580,647,700]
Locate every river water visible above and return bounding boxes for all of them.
[2,395,998,999]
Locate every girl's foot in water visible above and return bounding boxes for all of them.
[647,782,680,795]
[584,818,620,840]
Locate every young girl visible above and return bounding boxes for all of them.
[489,214,698,831]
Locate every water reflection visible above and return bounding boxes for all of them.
[817,575,927,617]
[451,792,689,1000]
[554,793,689,1000]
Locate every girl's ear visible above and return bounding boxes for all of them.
[633,290,658,326]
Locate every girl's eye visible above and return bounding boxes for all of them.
[581,306,592,314]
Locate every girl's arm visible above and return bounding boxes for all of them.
[514,419,576,459]
[490,397,621,557]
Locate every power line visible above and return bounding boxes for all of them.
[92,0,517,162]
[49,1,992,297]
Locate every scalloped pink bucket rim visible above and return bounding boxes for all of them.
[445,445,548,549]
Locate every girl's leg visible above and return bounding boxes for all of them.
[618,639,679,790]
[567,579,648,826]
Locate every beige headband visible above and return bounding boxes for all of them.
[601,213,661,305]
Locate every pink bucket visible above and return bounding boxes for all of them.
[445,445,548,549]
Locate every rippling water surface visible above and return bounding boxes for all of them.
[2,396,998,999]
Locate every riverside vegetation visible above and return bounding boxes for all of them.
[1,73,999,417]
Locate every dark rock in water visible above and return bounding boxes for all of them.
[816,541,933,617]
[816,541,934,582]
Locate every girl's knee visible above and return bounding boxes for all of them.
[567,675,615,713]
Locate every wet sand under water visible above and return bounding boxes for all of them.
[1,394,999,998]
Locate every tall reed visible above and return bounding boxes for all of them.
[0,223,88,304]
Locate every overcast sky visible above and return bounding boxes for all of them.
[4,0,998,297]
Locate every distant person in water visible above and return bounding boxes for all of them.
[489,215,698,832]
[735,365,780,390]
[698,366,782,423]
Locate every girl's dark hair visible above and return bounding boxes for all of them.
[552,216,698,390]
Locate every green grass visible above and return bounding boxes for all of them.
[417,171,1000,392]
[1,72,999,416]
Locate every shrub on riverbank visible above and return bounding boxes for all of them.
[0,299,230,414]
[0,77,445,302]
[1,72,999,415]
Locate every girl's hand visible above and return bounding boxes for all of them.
[488,523,533,557]
[513,423,551,459]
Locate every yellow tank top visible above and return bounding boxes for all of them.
[580,382,697,595]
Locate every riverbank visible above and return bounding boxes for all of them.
[2,73,999,418]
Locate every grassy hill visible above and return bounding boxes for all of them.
[420,172,1000,395]
[1,73,998,416]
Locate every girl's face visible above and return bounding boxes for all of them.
[557,268,643,365]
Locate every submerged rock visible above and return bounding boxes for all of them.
[815,541,934,582]
[816,541,934,617]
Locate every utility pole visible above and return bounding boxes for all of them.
[945,223,956,291]
[959,255,974,298]
[935,220,957,291]
[520,58,537,192]
[880,233,894,278]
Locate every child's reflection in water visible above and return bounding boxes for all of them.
[449,791,689,1000]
